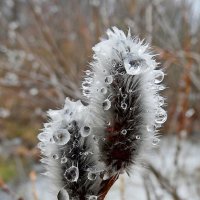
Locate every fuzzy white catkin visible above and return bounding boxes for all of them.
[38,27,167,199]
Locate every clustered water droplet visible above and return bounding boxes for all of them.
[100,87,107,94]
[157,96,164,106]
[103,99,111,110]
[52,154,59,160]
[152,137,160,146]
[155,108,167,124]
[121,102,127,110]
[37,142,46,150]
[122,94,127,98]
[88,171,97,181]
[80,126,91,137]
[124,58,148,75]
[154,70,164,84]
[121,129,127,135]
[61,156,68,164]
[53,129,70,145]
[38,133,48,142]
[88,195,98,200]
[57,189,69,200]
[136,135,141,140]
[64,166,79,182]
[82,82,90,88]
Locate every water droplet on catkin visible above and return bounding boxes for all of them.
[64,166,79,182]
[154,70,164,84]
[136,135,141,140]
[53,129,70,145]
[61,156,68,164]
[52,154,59,160]
[121,129,127,135]
[100,87,107,94]
[88,195,98,200]
[152,138,160,146]
[57,188,69,200]
[157,96,164,106]
[88,171,97,181]
[80,126,91,137]
[103,99,111,110]
[122,94,127,98]
[155,108,167,124]
[121,102,127,110]
[105,75,113,85]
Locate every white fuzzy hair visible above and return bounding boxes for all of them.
[38,27,167,199]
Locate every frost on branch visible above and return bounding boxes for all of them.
[38,27,167,199]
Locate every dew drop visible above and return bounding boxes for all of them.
[100,87,107,94]
[57,188,69,200]
[157,96,164,106]
[106,121,111,126]
[157,85,165,91]
[93,54,98,59]
[155,108,167,124]
[83,89,90,95]
[118,61,123,67]
[64,166,79,182]
[136,135,141,140]
[120,71,125,75]
[152,138,160,146]
[37,142,46,150]
[103,99,111,110]
[154,70,164,84]
[52,154,59,160]
[82,82,90,88]
[105,75,113,85]
[61,156,68,164]
[38,132,48,142]
[121,102,127,110]
[85,70,92,75]
[121,129,127,135]
[88,171,97,181]
[53,129,70,145]
[122,94,127,99]
[88,195,98,200]
[80,126,91,137]
[124,59,145,75]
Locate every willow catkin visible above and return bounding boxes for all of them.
[38,27,167,200]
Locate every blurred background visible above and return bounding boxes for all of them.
[0,0,200,199]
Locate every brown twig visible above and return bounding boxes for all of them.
[98,174,119,200]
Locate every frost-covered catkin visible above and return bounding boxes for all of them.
[82,27,167,174]
[38,27,167,199]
